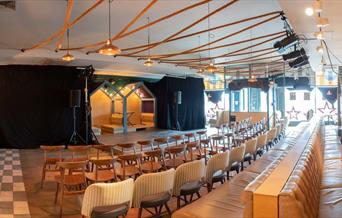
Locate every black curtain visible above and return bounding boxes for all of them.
[146,77,205,130]
[0,65,87,148]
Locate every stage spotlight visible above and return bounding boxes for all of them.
[289,55,309,68]
[273,34,299,52]
[282,48,306,61]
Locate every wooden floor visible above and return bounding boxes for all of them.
[20,148,233,218]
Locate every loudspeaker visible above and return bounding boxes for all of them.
[175,91,182,105]
[69,90,81,108]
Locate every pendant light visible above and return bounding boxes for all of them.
[62,29,75,62]
[144,17,154,67]
[205,2,217,73]
[248,64,257,83]
[316,41,324,54]
[98,0,121,56]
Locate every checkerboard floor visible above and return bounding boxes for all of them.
[0,149,31,218]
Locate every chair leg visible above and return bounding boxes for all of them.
[54,183,59,204]
[177,196,181,209]
[154,206,158,214]
[164,203,171,215]
[59,189,64,218]
[207,183,212,192]
[196,191,201,199]
[184,195,188,204]
[241,162,244,171]
[159,204,163,214]
[41,164,46,189]
[138,207,143,218]
[190,193,194,202]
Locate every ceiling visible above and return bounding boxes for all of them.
[278,0,342,73]
[0,0,322,79]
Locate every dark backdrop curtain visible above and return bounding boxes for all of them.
[0,65,86,148]
[146,77,205,130]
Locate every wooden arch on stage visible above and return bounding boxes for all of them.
[90,81,156,134]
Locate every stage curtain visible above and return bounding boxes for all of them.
[146,77,205,130]
[0,65,86,148]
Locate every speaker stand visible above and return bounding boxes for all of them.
[68,107,86,145]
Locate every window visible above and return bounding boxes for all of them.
[290,92,296,100]
[304,92,310,101]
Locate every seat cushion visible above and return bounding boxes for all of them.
[321,160,342,189]
[319,188,342,218]
[91,203,128,218]
[140,192,171,208]
[180,180,202,195]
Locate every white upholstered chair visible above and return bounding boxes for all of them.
[132,169,175,218]
[205,151,229,192]
[244,138,257,164]
[173,159,205,208]
[81,178,134,218]
[226,144,246,179]
[256,133,268,156]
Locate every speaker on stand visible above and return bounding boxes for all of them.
[68,90,86,145]
[174,91,182,131]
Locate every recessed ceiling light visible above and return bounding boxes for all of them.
[305,7,314,16]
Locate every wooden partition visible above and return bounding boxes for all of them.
[215,111,267,125]
[252,119,319,218]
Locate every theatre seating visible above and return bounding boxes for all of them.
[173,120,309,218]
[278,124,323,218]
[205,151,229,192]
[319,126,342,218]
[81,179,134,218]
[132,169,175,218]
[226,145,246,179]
[173,159,205,208]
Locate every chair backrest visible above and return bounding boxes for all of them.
[154,137,168,149]
[89,158,116,182]
[186,141,199,161]
[173,159,205,196]
[171,135,184,146]
[205,151,229,185]
[267,128,277,142]
[40,145,65,161]
[67,145,90,160]
[132,168,175,208]
[137,140,153,151]
[116,143,136,154]
[256,133,268,149]
[81,178,134,218]
[93,144,114,159]
[56,161,88,190]
[228,145,246,169]
[245,138,257,155]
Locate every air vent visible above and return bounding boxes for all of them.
[0,1,15,10]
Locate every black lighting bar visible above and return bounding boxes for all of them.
[289,55,309,68]
[274,34,299,52]
[282,48,306,61]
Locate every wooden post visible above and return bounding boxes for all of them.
[123,97,128,133]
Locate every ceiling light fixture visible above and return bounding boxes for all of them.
[313,0,322,12]
[314,31,324,40]
[305,7,314,16]
[316,17,329,27]
[144,58,154,67]
[144,17,154,67]
[97,0,121,56]
[62,29,75,62]
[316,42,324,54]
[289,55,309,68]
[248,64,257,83]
